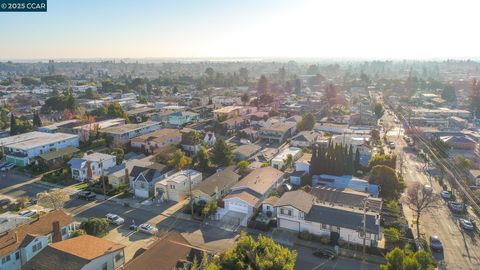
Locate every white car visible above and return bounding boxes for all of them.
[106,213,125,225]
[19,210,37,217]
[1,163,15,172]
[440,191,451,200]
[459,219,474,231]
[138,223,158,235]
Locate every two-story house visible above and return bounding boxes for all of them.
[155,169,202,202]
[192,166,240,203]
[130,128,182,154]
[0,210,76,270]
[68,152,117,182]
[259,121,296,143]
[22,235,125,270]
[222,166,284,226]
[275,190,382,246]
[130,163,171,199]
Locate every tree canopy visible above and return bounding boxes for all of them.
[381,248,435,270]
[369,165,405,199]
[210,138,233,167]
[79,217,109,237]
[296,113,316,132]
[168,149,192,171]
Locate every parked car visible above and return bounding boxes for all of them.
[459,219,475,231]
[19,210,37,217]
[138,223,158,235]
[1,163,16,172]
[0,198,11,207]
[389,142,396,149]
[129,224,138,231]
[440,191,451,200]
[448,201,465,213]
[429,235,443,252]
[313,248,337,259]
[77,191,96,201]
[106,213,125,225]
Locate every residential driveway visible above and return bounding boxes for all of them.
[104,226,156,262]
[271,228,297,247]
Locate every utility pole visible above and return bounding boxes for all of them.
[362,195,370,260]
[188,171,194,218]
[100,158,107,200]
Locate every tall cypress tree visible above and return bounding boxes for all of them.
[354,148,361,173]
[10,113,17,135]
[310,144,318,175]
[346,145,354,175]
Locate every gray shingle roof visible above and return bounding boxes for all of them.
[274,190,316,213]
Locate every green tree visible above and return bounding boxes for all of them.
[369,165,405,199]
[33,111,43,127]
[107,103,128,120]
[241,93,250,105]
[70,229,86,238]
[215,232,297,270]
[368,154,397,170]
[236,160,250,176]
[195,146,211,173]
[210,138,233,167]
[112,148,124,165]
[257,75,268,94]
[167,149,192,171]
[79,217,109,237]
[184,131,202,145]
[380,247,404,270]
[372,102,384,118]
[9,113,17,135]
[381,248,435,270]
[383,227,401,246]
[354,148,361,172]
[296,113,316,132]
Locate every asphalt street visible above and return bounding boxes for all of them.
[384,111,480,270]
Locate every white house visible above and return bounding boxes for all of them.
[0,210,77,270]
[129,164,171,199]
[222,166,284,226]
[155,169,202,202]
[0,132,79,167]
[275,190,382,246]
[271,147,302,170]
[68,152,117,181]
[23,235,125,270]
[203,132,216,146]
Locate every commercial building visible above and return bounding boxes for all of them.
[0,132,79,167]
[101,121,161,145]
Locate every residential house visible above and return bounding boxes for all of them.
[234,144,262,161]
[223,116,248,130]
[192,166,240,202]
[124,232,206,270]
[155,169,202,202]
[247,147,279,169]
[38,146,80,169]
[0,132,79,167]
[130,128,182,154]
[275,190,382,246]
[261,196,279,217]
[309,186,383,213]
[106,157,153,188]
[22,235,125,270]
[213,106,243,119]
[294,153,312,173]
[222,166,284,226]
[101,121,161,145]
[271,147,302,170]
[68,152,117,181]
[168,111,199,126]
[259,121,296,143]
[290,131,322,148]
[289,171,308,186]
[0,210,76,270]
[312,174,380,197]
[203,132,216,146]
[130,163,170,199]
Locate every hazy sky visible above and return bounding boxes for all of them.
[1,0,479,59]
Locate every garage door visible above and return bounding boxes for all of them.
[279,218,300,232]
[227,201,249,214]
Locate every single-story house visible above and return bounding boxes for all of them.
[312,174,380,197]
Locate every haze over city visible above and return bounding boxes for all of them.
[1,0,480,59]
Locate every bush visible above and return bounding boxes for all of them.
[298,230,313,240]
[80,217,109,237]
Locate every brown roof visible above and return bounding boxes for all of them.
[22,235,124,270]
[49,235,125,260]
[131,128,181,144]
[125,232,204,270]
[0,210,74,258]
[224,190,261,207]
[275,190,316,213]
[232,166,284,195]
[193,166,240,196]
[263,196,280,206]
[309,186,383,213]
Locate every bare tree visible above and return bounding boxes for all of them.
[404,182,439,239]
[37,188,69,210]
[382,122,394,142]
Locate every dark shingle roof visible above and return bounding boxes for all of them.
[309,186,383,213]
[274,190,316,213]
[130,164,168,182]
[305,204,379,234]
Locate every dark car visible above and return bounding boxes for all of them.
[313,248,337,259]
[448,201,465,213]
[0,198,11,207]
[77,191,96,201]
[429,235,443,252]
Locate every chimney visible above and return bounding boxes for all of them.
[125,168,129,185]
[52,221,62,243]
